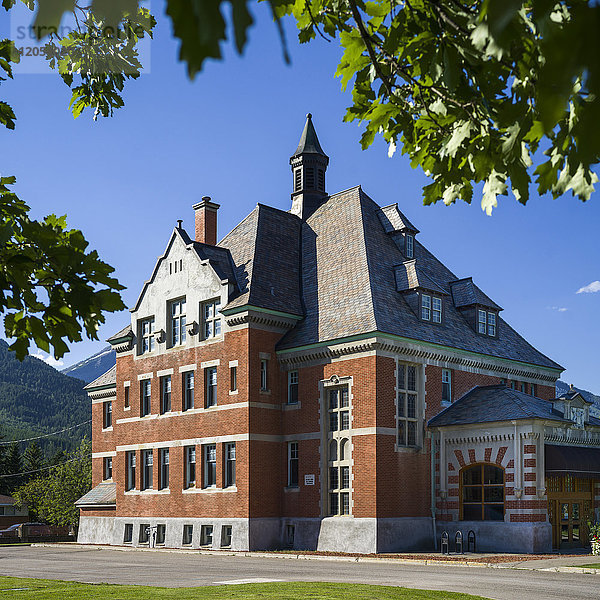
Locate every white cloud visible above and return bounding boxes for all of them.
[31,350,64,368]
[548,306,568,313]
[576,280,600,294]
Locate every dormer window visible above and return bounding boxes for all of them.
[421,294,431,320]
[405,234,414,259]
[432,297,442,323]
[421,293,443,323]
[478,309,497,337]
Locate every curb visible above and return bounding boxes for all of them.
[30,543,599,573]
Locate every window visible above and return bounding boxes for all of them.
[221,525,232,547]
[182,524,193,545]
[421,294,431,321]
[260,359,268,391]
[478,310,497,337]
[510,381,516,390]
[200,525,213,546]
[124,385,130,409]
[397,363,419,447]
[288,371,299,404]
[202,298,221,339]
[286,524,295,548]
[140,380,151,417]
[318,169,325,191]
[531,383,537,397]
[405,234,414,258]
[205,367,217,407]
[139,317,155,354]
[294,168,301,192]
[169,298,186,346]
[432,297,442,323]
[160,375,171,414]
[104,457,113,480]
[159,448,169,490]
[520,382,526,393]
[126,451,136,491]
[478,309,487,334]
[142,450,153,490]
[442,369,451,403]
[288,442,299,487]
[328,387,349,433]
[183,371,194,411]
[487,312,496,336]
[139,524,150,544]
[204,444,216,487]
[156,524,166,545]
[230,366,237,392]
[103,401,112,429]
[461,464,504,521]
[305,167,315,188]
[184,446,196,488]
[123,523,133,543]
[224,443,236,487]
[327,385,351,516]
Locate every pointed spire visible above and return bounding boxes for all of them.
[292,113,328,158]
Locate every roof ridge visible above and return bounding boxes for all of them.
[218,205,260,248]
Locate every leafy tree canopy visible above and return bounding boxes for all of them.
[1,1,598,354]
[13,438,91,528]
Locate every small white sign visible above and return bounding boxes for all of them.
[304,474,315,486]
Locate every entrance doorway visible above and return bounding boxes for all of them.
[546,475,595,549]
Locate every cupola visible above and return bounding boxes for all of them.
[290,113,329,220]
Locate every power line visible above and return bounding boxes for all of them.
[0,454,91,478]
[0,420,91,446]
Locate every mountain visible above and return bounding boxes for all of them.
[0,340,90,454]
[61,346,116,384]
[556,380,600,418]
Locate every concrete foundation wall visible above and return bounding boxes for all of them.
[377,518,434,552]
[78,516,117,545]
[436,520,552,554]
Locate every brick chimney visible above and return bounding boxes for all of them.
[193,196,220,245]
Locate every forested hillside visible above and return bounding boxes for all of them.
[0,341,90,455]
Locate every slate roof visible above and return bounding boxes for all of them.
[219,204,303,317]
[428,385,571,427]
[292,114,327,157]
[84,364,116,390]
[75,482,116,506]
[107,324,132,343]
[395,260,448,294]
[378,203,420,234]
[451,277,502,311]
[554,385,593,404]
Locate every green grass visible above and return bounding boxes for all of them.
[579,563,600,569]
[0,578,492,599]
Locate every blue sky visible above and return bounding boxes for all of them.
[2,4,599,393]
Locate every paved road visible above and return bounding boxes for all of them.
[0,546,597,600]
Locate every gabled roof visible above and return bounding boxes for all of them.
[131,227,237,314]
[291,113,327,157]
[219,204,303,317]
[428,385,570,427]
[84,364,116,390]
[394,260,448,295]
[554,385,593,405]
[107,324,132,344]
[75,482,116,507]
[377,203,420,234]
[450,277,503,311]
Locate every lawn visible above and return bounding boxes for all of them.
[579,563,600,569]
[0,578,493,599]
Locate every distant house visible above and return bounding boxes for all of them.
[78,115,600,554]
[0,495,28,528]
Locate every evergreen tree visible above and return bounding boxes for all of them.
[4,442,22,494]
[23,442,44,482]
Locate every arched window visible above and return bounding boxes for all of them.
[461,463,504,521]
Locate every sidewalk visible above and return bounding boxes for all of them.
[32,542,600,573]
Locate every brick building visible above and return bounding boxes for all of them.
[77,115,600,553]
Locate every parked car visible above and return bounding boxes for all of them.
[0,524,21,539]
[21,523,53,537]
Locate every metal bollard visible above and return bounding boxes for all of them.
[467,530,476,553]
[455,530,463,554]
[441,531,449,555]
